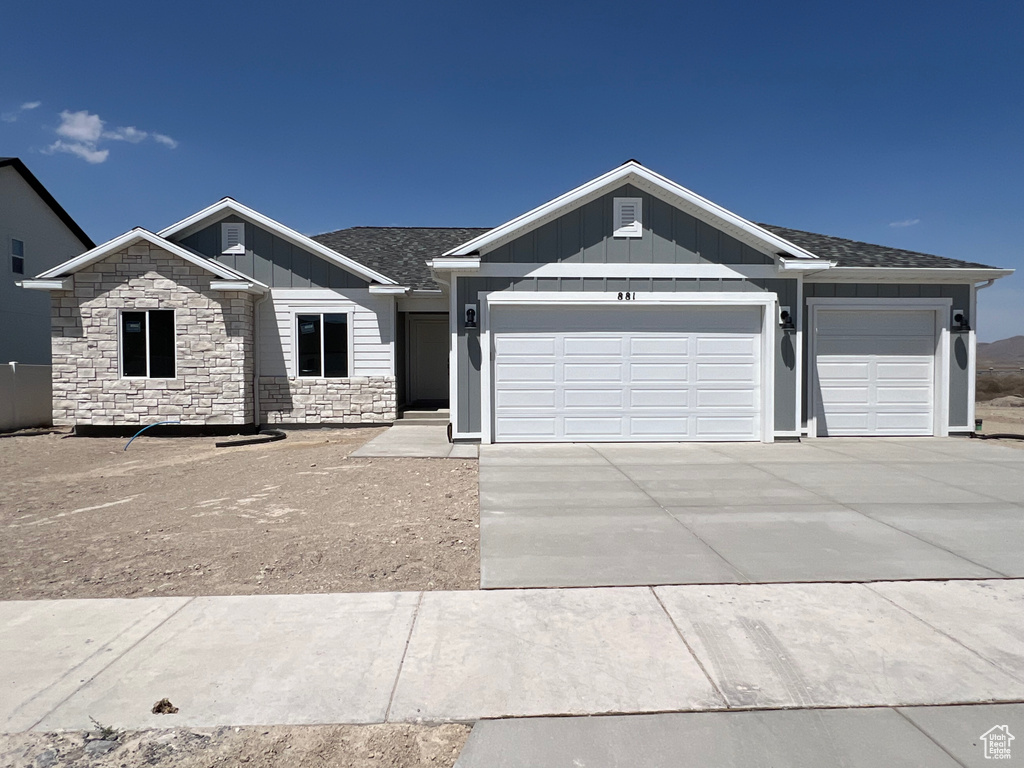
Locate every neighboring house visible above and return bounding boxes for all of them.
[22,161,1013,441]
[1,157,94,364]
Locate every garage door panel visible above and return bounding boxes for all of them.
[564,389,622,408]
[495,336,556,356]
[814,309,935,437]
[563,336,624,356]
[492,305,762,442]
[495,389,556,409]
[631,364,688,382]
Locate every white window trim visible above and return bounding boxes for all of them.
[804,297,951,438]
[118,308,177,380]
[221,222,246,255]
[478,291,777,445]
[613,197,643,238]
[291,308,355,379]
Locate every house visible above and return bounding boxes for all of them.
[22,161,1013,441]
[1,157,94,364]
[1,157,94,431]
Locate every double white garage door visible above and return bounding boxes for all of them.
[491,305,763,442]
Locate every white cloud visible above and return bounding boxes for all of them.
[889,218,921,228]
[56,110,104,142]
[43,109,178,164]
[44,140,110,164]
[103,126,148,143]
[1,100,42,122]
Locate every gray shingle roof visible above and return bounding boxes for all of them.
[758,223,996,270]
[311,224,1001,289]
[311,227,488,290]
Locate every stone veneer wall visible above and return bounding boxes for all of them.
[51,243,254,426]
[259,376,396,424]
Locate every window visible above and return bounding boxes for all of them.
[11,239,24,274]
[121,310,175,378]
[613,197,643,238]
[221,222,245,255]
[296,313,348,377]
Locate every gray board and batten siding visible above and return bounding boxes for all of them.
[802,283,972,429]
[177,216,369,290]
[482,185,775,266]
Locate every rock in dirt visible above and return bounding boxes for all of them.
[152,698,179,714]
[989,395,1024,407]
[84,739,118,755]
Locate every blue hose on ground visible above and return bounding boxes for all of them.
[123,421,180,451]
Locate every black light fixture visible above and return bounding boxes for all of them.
[779,307,796,331]
[464,305,477,329]
[953,311,971,332]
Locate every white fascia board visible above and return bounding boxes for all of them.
[368,284,409,295]
[209,280,268,294]
[18,277,73,291]
[35,228,252,282]
[158,198,398,286]
[473,263,785,279]
[428,257,481,271]
[804,267,1015,283]
[442,162,821,261]
[485,290,776,307]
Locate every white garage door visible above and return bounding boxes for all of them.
[491,305,763,442]
[814,309,936,436]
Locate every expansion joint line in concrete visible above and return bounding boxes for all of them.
[385,590,424,722]
[863,583,1024,687]
[587,444,754,583]
[891,707,971,768]
[648,587,729,708]
[27,596,196,730]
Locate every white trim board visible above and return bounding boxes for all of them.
[469,263,788,279]
[442,161,822,264]
[477,291,776,445]
[158,198,398,286]
[805,297,952,438]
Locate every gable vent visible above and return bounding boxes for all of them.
[221,222,246,255]
[613,197,642,238]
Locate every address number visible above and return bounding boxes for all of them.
[617,292,638,301]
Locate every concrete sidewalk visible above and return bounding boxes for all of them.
[351,424,478,458]
[2,580,1023,733]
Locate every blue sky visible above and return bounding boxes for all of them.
[4,0,1022,340]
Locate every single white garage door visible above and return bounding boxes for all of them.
[491,305,763,442]
[814,309,936,436]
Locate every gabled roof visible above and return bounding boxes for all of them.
[0,157,94,249]
[35,228,266,285]
[312,227,489,290]
[758,224,997,269]
[158,197,397,286]
[442,161,822,261]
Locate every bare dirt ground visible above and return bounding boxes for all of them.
[975,399,1024,449]
[0,723,471,768]
[0,427,479,600]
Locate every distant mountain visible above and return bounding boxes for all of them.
[978,335,1024,366]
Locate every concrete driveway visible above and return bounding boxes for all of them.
[479,438,1024,588]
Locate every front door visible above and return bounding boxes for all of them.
[408,315,449,403]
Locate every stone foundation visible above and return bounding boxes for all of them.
[50,243,254,426]
[259,376,396,424]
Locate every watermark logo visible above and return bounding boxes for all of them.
[980,725,1014,760]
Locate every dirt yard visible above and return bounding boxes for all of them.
[0,427,479,600]
[0,723,471,768]
[976,398,1024,448]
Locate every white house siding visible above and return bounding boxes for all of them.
[257,288,397,424]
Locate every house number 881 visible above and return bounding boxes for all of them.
[617,292,634,301]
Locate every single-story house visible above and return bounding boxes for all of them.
[22,161,1013,441]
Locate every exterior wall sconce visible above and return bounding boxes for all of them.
[464,304,478,329]
[779,306,796,331]
[952,310,971,332]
